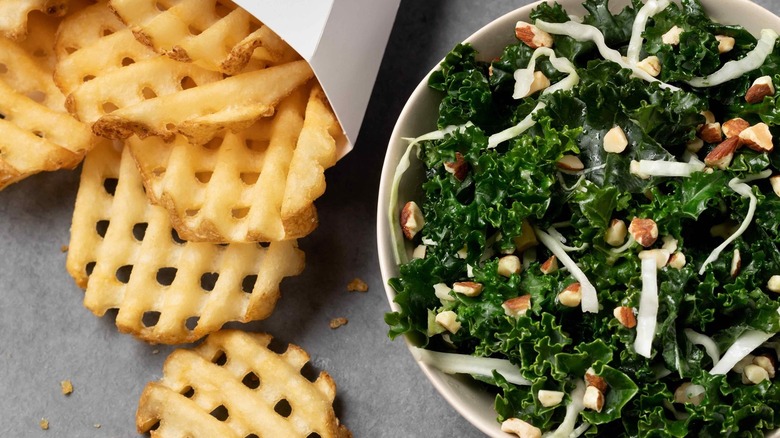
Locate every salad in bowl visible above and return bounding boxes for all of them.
[380,0,780,436]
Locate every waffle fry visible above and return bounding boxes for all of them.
[0,0,68,40]
[282,85,341,229]
[65,142,305,344]
[0,35,93,190]
[109,0,299,74]
[92,59,314,144]
[136,330,351,438]
[128,87,321,243]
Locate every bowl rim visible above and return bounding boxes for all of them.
[376,0,780,436]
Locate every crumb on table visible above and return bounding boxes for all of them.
[60,380,73,395]
[347,277,368,292]
[329,317,348,329]
[39,418,49,430]
[60,245,69,253]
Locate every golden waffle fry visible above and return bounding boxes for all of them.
[0,35,93,190]
[281,84,342,230]
[0,0,68,40]
[109,0,299,74]
[93,59,314,144]
[65,142,305,344]
[136,330,352,438]
[128,88,319,243]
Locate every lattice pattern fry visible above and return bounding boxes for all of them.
[0,0,68,40]
[0,34,93,190]
[128,87,320,243]
[136,330,352,438]
[109,0,299,74]
[65,142,305,344]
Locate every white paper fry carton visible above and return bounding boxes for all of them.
[235,0,402,159]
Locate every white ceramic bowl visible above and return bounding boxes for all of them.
[377,1,780,436]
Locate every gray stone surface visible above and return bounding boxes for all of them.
[2,1,780,437]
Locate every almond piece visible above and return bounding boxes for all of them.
[636,56,661,77]
[769,175,780,198]
[501,418,542,438]
[604,219,627,247]
[743,364,770,384]
[452,281,483,297]
[497,255,522,277]
[745,76,775,104]
[513,219,538,253]
[753,355,776,378]
[686,138,704,153]
[722,118,750,138]
[767,275,780,293]
[537,390,565,407]
[558,283,582,307]
[582,386,605,412]
[668,252,687,269]
[540,255,558,275]
[701,110,716,124]
[639,249,671,269]
[739,123,774,152]
[716,35,736,54]
[604,125,629,153]
[515,21,554,49]
[503,295,532,317]
[400,201,424,240]
[629,160,650,179]
[674,382,704,405]
[556,155,584,171]
[521,71,551,98]
[444,152,469,181]
[434,311,461,334]
[704,136,740,170]
[613,306,637,328]
[629,217,659,247]
[662,25,684,45]
[585,367,608,393]
[698,122,723,144]
[731,249,742,278]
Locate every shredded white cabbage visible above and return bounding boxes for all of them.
[535,20,679,90]
[411,347,531,385]
[637,160,705,177]
[535,227,599,313]
[634,256,659,358]
[710,330,775,375]
[627,0,671,64]
[684,328,721,365]
[488,102,546,149]
[698,170,772,275]
[688,29,779,87]
[543,380,586,438]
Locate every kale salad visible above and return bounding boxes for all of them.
[385,0,780,436]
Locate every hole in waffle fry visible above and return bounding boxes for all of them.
[170,229,186,244]
[209,405,229,422]
[185,316,199,331]
[246,139,270,152]
[240,172,259,185]
[85,262,96,276]
[180,76,197,90]
[141,87,157,99]
[156,267,177,286]
[102,28,115,37]
[203,137,222,150]
[65,47,77,55]
[187,25,202,36]
[241,275,257,293]
[83,75,95,83]
[266,337,287,354]
[133,223,148,241]
[185,209,199,217]
[165,123,176,131]
[231,207,249,219]
[103,178,118,196]
[274,399,292,418]
[142,311,161,327]
[242,372,260,389]
[200,272,218,291]
[212,350,227,365]
[121,57,135,67]
[245,435,260,438]
[195,171,212,183]
[300,362,320,383]
[0,113,5,119]
[116,265,133,284]
[96,220,110,238]
[102,102,119,114]
[307,434,322,438]
[33,131,44,138]
[181,386,194,398]
[0,63,6,74]
[26,91,46,103]
[33,49,46,58]
[214,2,232,17]
[155,2,168,11]
[152,167,165,177]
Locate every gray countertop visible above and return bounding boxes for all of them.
[3,1,780,437]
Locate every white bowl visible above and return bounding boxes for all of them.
[376,1,780,436]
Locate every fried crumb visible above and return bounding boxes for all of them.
[347,277,368,292]
[152,349,159,355]
[329,317,348,329]
[60,380,73,395]
[93,423,101,429]
[60,245,69,253]
[39,418,49,430]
